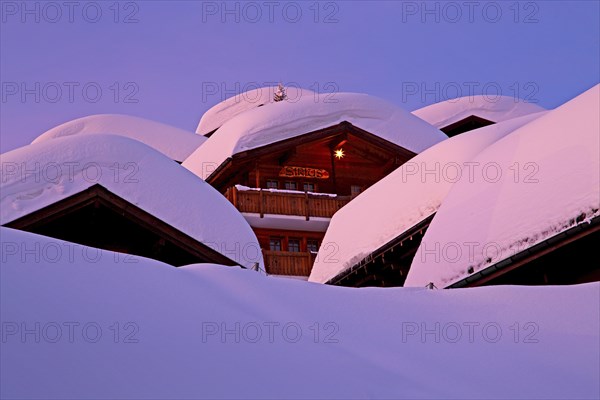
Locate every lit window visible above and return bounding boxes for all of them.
[266,180,278,189]
[284,181,297,190]
[351,185,362,196]
[269,238,282,251]
[307,240,319,253]
[303,183,315,192]
[288,239,301,252]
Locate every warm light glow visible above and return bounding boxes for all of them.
[334,148,345,159]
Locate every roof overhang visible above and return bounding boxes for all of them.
[4,184,243,268]
[206,121,417,186]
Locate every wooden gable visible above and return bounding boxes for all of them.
[3,184,240,268]
[207,121,417,196]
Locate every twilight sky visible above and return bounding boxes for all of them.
[1,0,598,153]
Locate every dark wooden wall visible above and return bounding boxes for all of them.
[217,128,409,196]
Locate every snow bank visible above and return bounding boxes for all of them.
[197,85,315,136]
[406,84,600,288]
[309,111,547,283]
[33,114,206,162]
[184,93,447,180]
[0,135,262,269]
[1,227,598,399]
[413,95,546,129]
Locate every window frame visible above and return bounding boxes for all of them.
[266,180,279,189]
[303,182,316,192]
[284,181,297,190]
[269,238,282,251]
[307,239,319,253]
[288,238,301,253]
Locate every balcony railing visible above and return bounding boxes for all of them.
[263,250,313,276]
[225,186,351,219]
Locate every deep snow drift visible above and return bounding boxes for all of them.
[1,227,599,399]
[184,92,447,180]
[309,111,547,284]
[33,114,206,162]
[406,84,600,288]
[1,134,262,269]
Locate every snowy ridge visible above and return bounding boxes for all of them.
[0,135,263,269]
[33,114,206,162]
[406,84,600,288]
[184,93,447,179]
[309,111,547,284]
[196,86,315,136]
[1,227,598,399]
[413,95,546,129]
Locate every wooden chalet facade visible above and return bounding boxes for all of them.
[4,184,240,268]
[205,121,418,277]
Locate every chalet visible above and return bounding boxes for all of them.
[1,134,263,270]
[413,95,545,137]
[184,91,448,277]
[311,85,599,288]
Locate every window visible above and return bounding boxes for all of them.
[288,239,301,252]
[351,185,362,196]
[269,238,282,251]
[284,181,297,190]
[303,182,315,192]
[307,240,319,253]
[266,180,278,189]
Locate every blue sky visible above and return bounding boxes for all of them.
[1,0,598,152]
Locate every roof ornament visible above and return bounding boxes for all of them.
[273,83,287,102]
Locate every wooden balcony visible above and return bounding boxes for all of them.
[225,186,351,220]
[263,250,313,276]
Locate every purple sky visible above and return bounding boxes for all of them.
[1,1,598,153]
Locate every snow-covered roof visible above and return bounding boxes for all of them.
[406,84,600,288]
[308,111,547,284]
[196,85,316,136]
[413,95,546,129]
[32,114,206,162]
[1,134,263,270]
[184,92,448,180]
[3,226,599,399]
